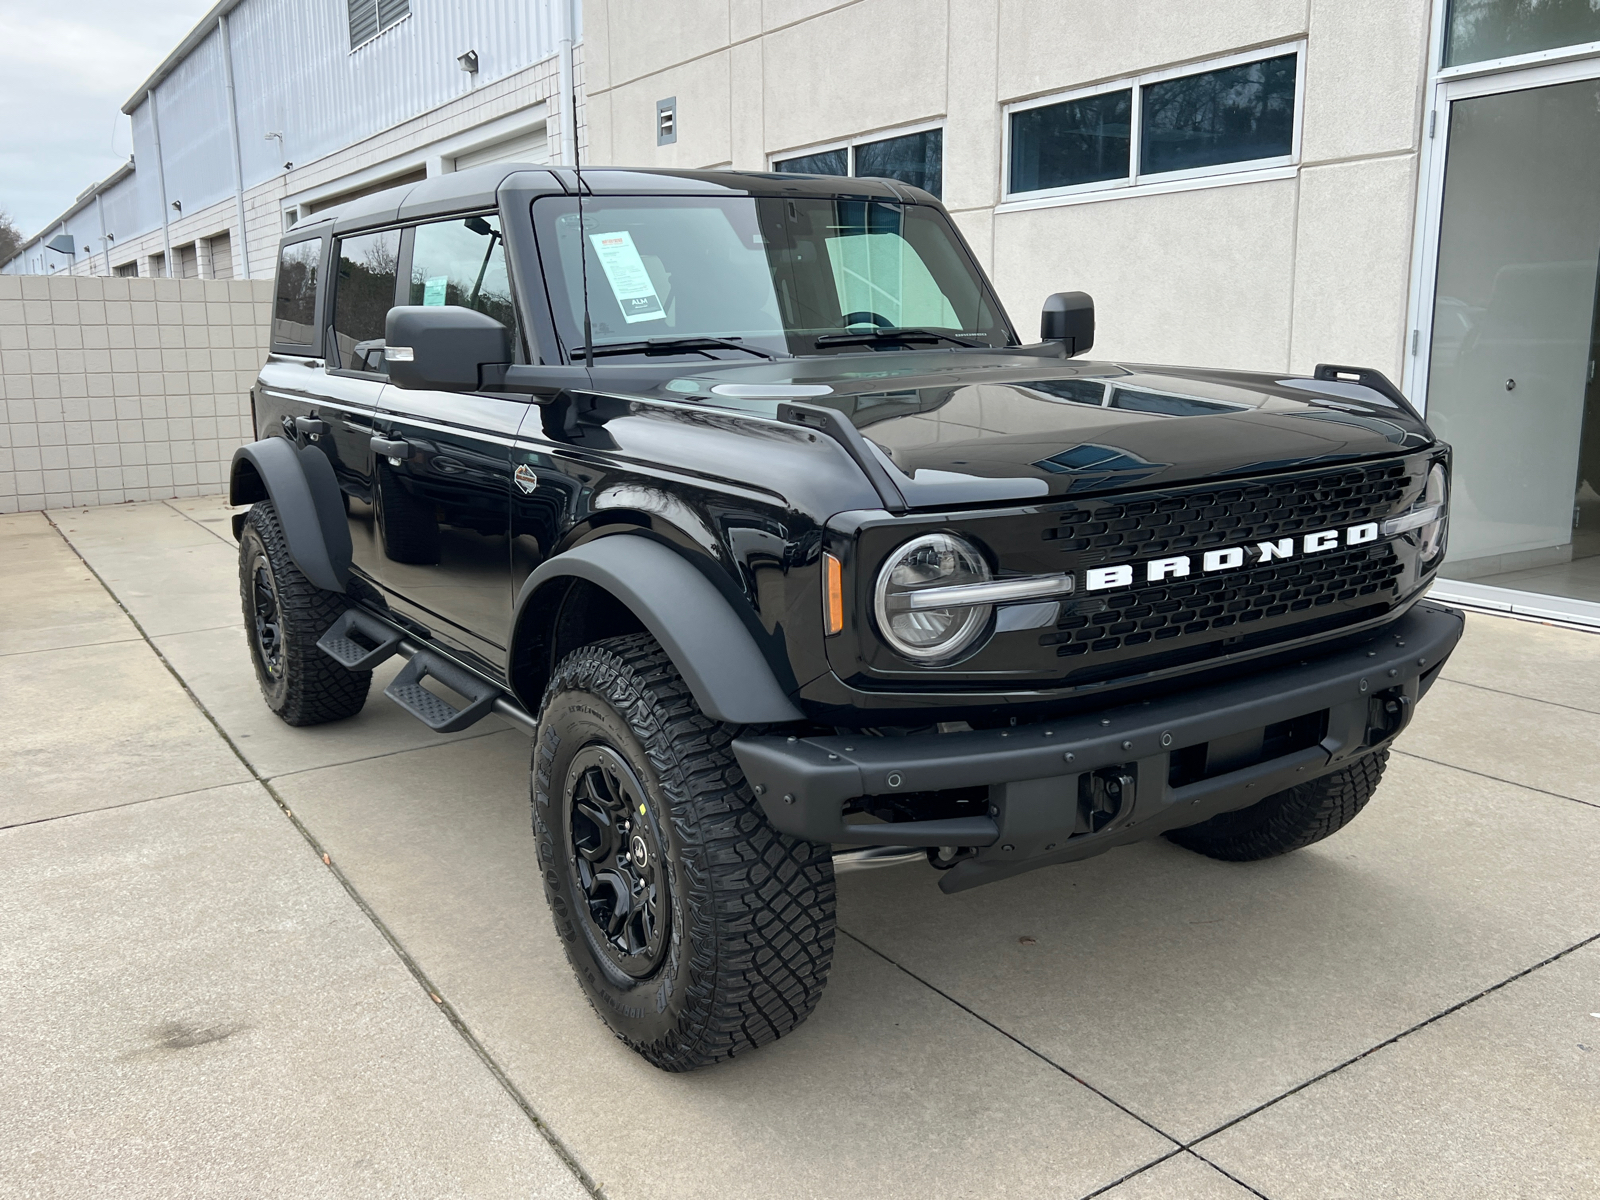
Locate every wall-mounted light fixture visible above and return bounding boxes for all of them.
[458,49,479,74]
[171,200,182,213]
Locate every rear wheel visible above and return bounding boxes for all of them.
[238,501,371,726]
[532,633,836,1071]
[1164,750,1388,861]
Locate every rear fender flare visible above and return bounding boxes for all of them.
[229,438,352,594]
[511,535,804,725]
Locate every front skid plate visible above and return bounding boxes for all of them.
[732,602,1465,891]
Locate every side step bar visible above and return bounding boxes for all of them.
[316,608,403,671]
[316,606,537,736]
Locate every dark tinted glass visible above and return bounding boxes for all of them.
[1140,54,1296,175]
[272,240,321,347]
[408,215,516,332]
[1009,90,1132,193]
[1028,378,1107,405]
[854,129,943,197]
[1446,0,1600,66]
[1109,387,1239,415]
[774,149,848,176]
[331,229,399,371]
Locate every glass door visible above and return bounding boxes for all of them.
[1423,74,1600,606]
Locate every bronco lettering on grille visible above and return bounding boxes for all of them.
[1083,521,1381,592]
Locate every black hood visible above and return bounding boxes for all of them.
[618,351,1436,507]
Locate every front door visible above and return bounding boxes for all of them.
[1425,74,1600,601]
[366,214,526,670]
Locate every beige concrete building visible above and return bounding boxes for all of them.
[584,0,1600,624]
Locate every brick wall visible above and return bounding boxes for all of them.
[0,274,271,513]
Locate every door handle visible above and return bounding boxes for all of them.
[296,416,329,438]
[371,436,410,459]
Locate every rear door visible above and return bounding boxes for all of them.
[367,213,526,671]
[321,227,403,586]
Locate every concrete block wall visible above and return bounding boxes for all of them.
[0,274,272,514]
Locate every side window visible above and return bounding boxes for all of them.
[331,229,400,372]
[408,215,517,334]
[272,239,322,348]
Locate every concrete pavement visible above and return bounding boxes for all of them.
[3,495,1597,1198]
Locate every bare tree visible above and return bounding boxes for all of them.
[0,210,23,265]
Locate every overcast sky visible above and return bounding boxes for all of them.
[0,0,216,238]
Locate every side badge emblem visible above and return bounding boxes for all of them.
[514,463,538,495]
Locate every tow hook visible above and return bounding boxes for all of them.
[1080,767,1134,834]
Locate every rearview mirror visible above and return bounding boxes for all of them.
[385,305,512,391]
[1041,291,1094,357]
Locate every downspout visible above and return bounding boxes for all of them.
[557,0,575,167]
[148,88,174,277]
[95,191,111,276]
[219,13,251,278]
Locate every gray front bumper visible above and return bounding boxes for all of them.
[733,601,1465,892]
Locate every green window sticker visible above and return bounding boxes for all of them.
[588,231,666,324]
[423,276,449,306]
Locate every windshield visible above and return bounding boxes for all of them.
[532,195,1012,360]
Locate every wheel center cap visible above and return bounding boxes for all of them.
[630,834,649,869]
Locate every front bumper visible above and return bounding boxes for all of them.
[733,601,1464,892]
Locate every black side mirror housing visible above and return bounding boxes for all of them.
[1041,291,1095,357]
[385,305,513,391]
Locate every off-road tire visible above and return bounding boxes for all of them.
[532,633,836,1071]
[1165,750,1388,861]
[238,501,371,726]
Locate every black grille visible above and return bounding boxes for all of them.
[1043,460,1412,562]
[1041,543,1404,657]
[1033,458,1418,678]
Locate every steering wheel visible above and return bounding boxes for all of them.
[842,311,894,329]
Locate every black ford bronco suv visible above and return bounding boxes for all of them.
[232,164,1462,1071]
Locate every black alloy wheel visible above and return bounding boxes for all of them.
[566,744,670,978]
[246,547,285,682]
[236,501,372,726]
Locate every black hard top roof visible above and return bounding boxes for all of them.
[292,166,938,239]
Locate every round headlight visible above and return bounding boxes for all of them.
[873,533,993,663]
[1420,462,1447,562]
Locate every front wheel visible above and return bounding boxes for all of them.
[1164,750,1389,861]
[532,633,836,1071]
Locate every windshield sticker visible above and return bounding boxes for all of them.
[589,231,666,324]
[422,276,449,306]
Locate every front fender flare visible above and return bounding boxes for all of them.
[229,438,351,594]
[513,536,804,725]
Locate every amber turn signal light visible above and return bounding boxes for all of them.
[823,552,844,636]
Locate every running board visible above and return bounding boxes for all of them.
[384,651,501,733]
[317,608,403,671]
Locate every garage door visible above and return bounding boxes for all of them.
[453,126,549,171]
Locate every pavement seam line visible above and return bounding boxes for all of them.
[1434,674,1600,718]
[44,513,608,1200]
[1391,748,1600,810]
[838,928,1186,1152]
[1183,928,1600,1152]
[0,635,143,657]
[260,723,521,781]
[162,497,241,546]
[0,780,254,832]
[1077,1148,1275,1200]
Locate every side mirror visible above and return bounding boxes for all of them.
[1041,291,1094,357]
[385,305,512,391]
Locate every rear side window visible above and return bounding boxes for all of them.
[331,229,400,372]
[408,215,516,333]
[272,239,323,349]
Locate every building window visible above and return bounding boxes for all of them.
[1445,0,1600,67]
[656,98,677,146]
[114,261,139,278]
[773,126,944,198]
[1005,44,1303,202]
[348,0,409,50]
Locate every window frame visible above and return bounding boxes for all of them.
[1001,42,1307,207]
[769,119,947,196]
[268,231,330,358]
[325,224,406,379]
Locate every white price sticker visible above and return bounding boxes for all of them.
[588,231,666,324]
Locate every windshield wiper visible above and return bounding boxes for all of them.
[577,336,776,361]
[814,328,986,349]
